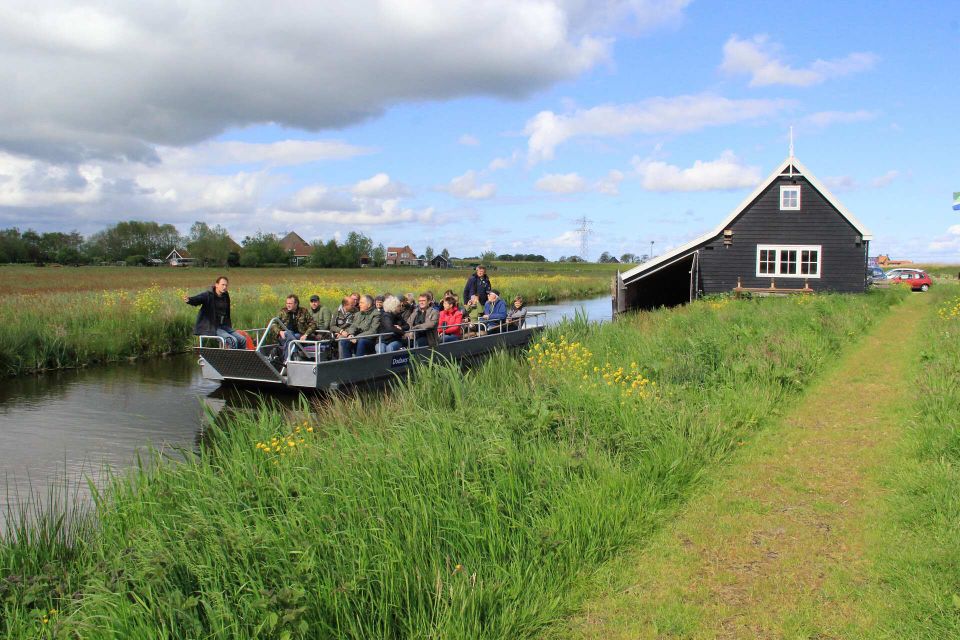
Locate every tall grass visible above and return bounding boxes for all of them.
[0,271,610,376]
[869,285,960,637]
[0,289,905,638]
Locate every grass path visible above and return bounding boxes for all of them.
[553,293,931,639]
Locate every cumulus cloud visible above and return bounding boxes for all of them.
[0,1,691,163]
[158,139,373,168]
[351,173,410,198]
[272,199,434,227]
[632,150,761,191]
[721,35,877,87]
[0,152,104,207]
[444,170,497,199]
[488,150,522,171]
[928,224,960,253]
[524,94,789,163]
[534,169,624,194]
[458,134,480,146]
[546,230,581,247]
[535,173,588,193]
[802,110,877,128]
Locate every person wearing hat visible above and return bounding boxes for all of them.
[307,294,332,336]
[481,289,507,334]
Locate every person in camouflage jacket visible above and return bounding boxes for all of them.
[274,294,317,358]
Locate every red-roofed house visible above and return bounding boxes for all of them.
[280,232,312,265]
[386,245,418,266]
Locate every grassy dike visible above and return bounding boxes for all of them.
[864,286,960,637]
[0,290,905,638]
[0,270,610,377]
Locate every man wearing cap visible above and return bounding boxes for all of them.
[481,289,507,334]
[463,264,492,306]
[307,294,332,337]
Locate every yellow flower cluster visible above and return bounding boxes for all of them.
[937,294,960,320]
[133,284,165,314]
[528,336,655,400]
[254,420,314,463]
[100,289,130,310]
[706,297,730,310]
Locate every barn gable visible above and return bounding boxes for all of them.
[616,157,873,312]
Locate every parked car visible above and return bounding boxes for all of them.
[885,268,932,292]
[867,266,887,284]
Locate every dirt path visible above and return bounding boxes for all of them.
[553,294,930,639]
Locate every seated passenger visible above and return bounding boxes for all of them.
[337,294,381,359]
[275,294,317,359]
[374,294,385,312]
[405,293,439,348]
[463,294,482,337]
[481,289,507,334]
[307,294,332,337]
[332,296,356,333]
[376,295,408,353]
[505,296,527,331]
[437,295,464,343]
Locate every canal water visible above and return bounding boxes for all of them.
[0,296,610,529]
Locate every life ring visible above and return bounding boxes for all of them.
[236,330,255,350]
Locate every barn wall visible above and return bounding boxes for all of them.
[698,175,867,294]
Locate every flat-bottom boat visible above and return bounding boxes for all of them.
[196,313,545,390]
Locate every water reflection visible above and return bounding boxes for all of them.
[0,296,610,530]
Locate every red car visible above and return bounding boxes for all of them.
[886,268,932,292]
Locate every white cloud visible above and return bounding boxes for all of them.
[546,230,581,247]
[534,169,624,195]
[0,151,104,207]
[928,224,960,253]
[527,211,561,221]
[802,110,877,128]
[632,150,761,192]
[822,175,857,192]
[721,35,877,87]
[871,170,899,188]
[272,199,434,227]
[524,94,789,163]
[351,173,410,198]
[445,170,497,199]
[535,173,588,193]
[0,1,691,163]
[158,139,373,168]
[458,134,480,146]
[488,150,522,171]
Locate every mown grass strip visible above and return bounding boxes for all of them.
[0,290,905,638]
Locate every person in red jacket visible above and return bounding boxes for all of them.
[437,295,464,343]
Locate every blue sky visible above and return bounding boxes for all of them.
[1,1,958,260]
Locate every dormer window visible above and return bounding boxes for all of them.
[780,185,801,210]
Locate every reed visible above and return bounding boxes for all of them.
[0,289,906,638]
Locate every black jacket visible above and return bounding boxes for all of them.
[379,311,408,341]
[463,273,492,303]
[186,287,231,336]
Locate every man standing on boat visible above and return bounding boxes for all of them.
[275,294,317,359]
[183,276,247,349]
[463,264,492,306]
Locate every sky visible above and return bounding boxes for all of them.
[0,1,958,261]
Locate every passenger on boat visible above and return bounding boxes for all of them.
[376,295,408,353]
[374,294,385,311]
[481,289,507,334]
[505,296,527,331]
[425,290,441,312]
[463,264,492,305]
[350,292,360,309]
[332,296,356,333]
[462,295,483,337]
[337,294,382,358]
[275,294,317,358]
[307,295,332,335]
[405,293,439,348]
[437,295,464,343]
[184,276,247,349]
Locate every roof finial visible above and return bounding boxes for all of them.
[789,126,794,159]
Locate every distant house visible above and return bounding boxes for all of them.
[876,254,912,267]
[279,232,312,265]
[614,155,873,312]
[165,248,195,266]
[386,245,418,266]
[430,255,451,269]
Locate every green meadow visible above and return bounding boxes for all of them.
[1,288,913,638]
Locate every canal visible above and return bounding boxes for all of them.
[0,296,610,528]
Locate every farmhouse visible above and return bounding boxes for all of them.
[279,232,312,265]
[430,254,451,269]
[165,247,194,266]
[614,155,873,312]
[386,245,418,266]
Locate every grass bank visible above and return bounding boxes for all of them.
[0,289,905,638]
[0,264,615,376]
[863,285,960,637]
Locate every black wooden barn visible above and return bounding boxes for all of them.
[613,156,873,313]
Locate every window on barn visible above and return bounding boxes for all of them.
[780,185,801,210]
[756,245,821,278]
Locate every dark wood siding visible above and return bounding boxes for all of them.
[697,175,867,294]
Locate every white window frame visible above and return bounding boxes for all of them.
[780,185,801,210]
[756,244,821,279]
